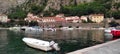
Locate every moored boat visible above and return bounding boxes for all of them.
[43,28,56,31]
[21,26,43,32]
[111,30,120,37]
[9,26,21,31]
[22,37,60,51]
[104,27,116,33]
[60,27,74,30]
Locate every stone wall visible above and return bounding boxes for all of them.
[38,22,104,28]
[115,20,120,24]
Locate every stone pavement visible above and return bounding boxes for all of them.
[67,39,120,54]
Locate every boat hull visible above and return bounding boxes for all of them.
[22,38,52,51]
[25,42,52,51]
[111,30,120,37]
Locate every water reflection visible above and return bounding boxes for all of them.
[104,32,113,41]
[0,30,8,54]
[23,30,104,42]
[23,29,105,53]
[0,29,108,54]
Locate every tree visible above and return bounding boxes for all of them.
[29,21,38,26]
[109,20,119,27]
[112,11,120,19]
[8,6,27,19]
[60,2,106,16]
[114,3,120,9]
[30,5,44,15]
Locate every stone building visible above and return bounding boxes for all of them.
[89,14,104,23]
[0,14,9,23]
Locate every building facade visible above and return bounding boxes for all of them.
[89,14,104,23]
[0,14,9,23]
[65,16,80,23]
[80,16,88,22]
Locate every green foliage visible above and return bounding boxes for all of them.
[88,2,106,14]
[114,3,120,9]
[82,20,88,23]
[60,2,106,16]
[94,0,112,3]
[49,9,59,16]
[109,20,119,27]
[7,0,120,20]
[105,11,111,18]
[29,21,38,26]
[103,2,112,10]
[60,1,120,19]
[8,7,27,19]
[43,8,59,16]
[17,20,27,26]
[60,6,71,16]
[112,11,120,19]
[43,11,51,16]
[30,4,45,15]
[59,25,63,28]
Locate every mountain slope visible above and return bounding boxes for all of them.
[0,0,94,14]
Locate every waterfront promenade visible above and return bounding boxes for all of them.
[67,39,120,54]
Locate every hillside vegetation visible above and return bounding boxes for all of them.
[4,0,120,19]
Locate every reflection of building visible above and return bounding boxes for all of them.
[0,30,8,44]
[91,30,104,42]
[89,14,104,23]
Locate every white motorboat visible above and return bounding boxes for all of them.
[60,27,74,30]
[104,27,116,33]
[9,26,21,31]
[26,27,43,32]
[21,26,43,32]
[43,28,56,31]
[22,38,60,51]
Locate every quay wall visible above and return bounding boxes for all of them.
[63,23,104,28]
[115,20,120,24]
[38,22,104,28]
[67,39,120,54]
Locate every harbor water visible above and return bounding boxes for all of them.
[0,29,112,54]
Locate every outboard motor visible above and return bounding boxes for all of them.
[49,41,60,51]
[50,41,55,46]
[52,43,60,51]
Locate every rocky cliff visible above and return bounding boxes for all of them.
[0,0,94,14]
[0,0,119,14]
[44,0,93,11]
[0,0,28,14]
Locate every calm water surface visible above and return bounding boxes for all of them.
[0,29,111,54]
